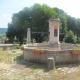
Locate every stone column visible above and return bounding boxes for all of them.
[27,28,31,43]
[48,18,60,47]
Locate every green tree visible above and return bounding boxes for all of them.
[67,15,80,42]
[63,30,76,43]
[6,23,15,43]
[11,3,56,44]
[76,18,80,42]
[7,4,80,44]
[30,4,56,42]
[54,7,68,41]
[54,7,67,33]
[12,11,28,45]
[67,16,78,34]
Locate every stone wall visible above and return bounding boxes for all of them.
[25,43,76,50]
[23,47,80,64]
[60,43,75,50]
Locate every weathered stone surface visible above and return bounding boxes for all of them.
[23,47,80,64]
[48,18,60,47]
[47,57,55,70]
[27,28,31,43]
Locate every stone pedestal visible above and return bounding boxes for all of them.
[47,57,55,70]
[48,18,60,47]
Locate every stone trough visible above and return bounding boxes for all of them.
[23,43,80,65]
[0,44,14,50]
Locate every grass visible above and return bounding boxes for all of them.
[0,47,80,80]
[0,78,9,80]
[0,47,23,64]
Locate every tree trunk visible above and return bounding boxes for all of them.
[19,37,23,45]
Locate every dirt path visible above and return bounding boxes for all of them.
[0,62,11,69]
[0,62,80,80]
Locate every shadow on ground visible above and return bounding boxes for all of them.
[10,51,80,71]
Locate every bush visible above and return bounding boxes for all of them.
[13,45,20,49]
[77,37,80,43]
[63,30,77,43]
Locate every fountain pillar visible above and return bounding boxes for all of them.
[27,28,31,43]
[48,18,60,47]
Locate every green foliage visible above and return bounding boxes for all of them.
[30,64,45,70]
[14,45,24,50]
[73,47,79,50]
[77,37,80,43]
[34,47,39,50]
[6,23,15,43]
[54,7,67,33]
[73,44,80,50]
[63,30,77,43]
[62,41,65,44]
[0,47,23,64]
[32,39,36,43]
[1,78,9,80]
[7,3,57,44]
[7,4,80,44]
[20,45,24,48]
[13,45,21,49]
[15,54,23,62]
[30,4,56,42]
[73,46,79,50]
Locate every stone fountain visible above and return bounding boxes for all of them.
[23,18,80,66]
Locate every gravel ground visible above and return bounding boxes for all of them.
[0,63,79,80]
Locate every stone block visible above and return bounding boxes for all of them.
[47,57,55,70]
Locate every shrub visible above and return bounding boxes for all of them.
[13,45,20,49]
[77,37,80,43]
[63,30,77,44]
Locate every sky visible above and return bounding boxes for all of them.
[0,0,80,28]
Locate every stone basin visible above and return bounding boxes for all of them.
[0,44,13,47]
[23,43,80,64]
[0,44,14,50]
